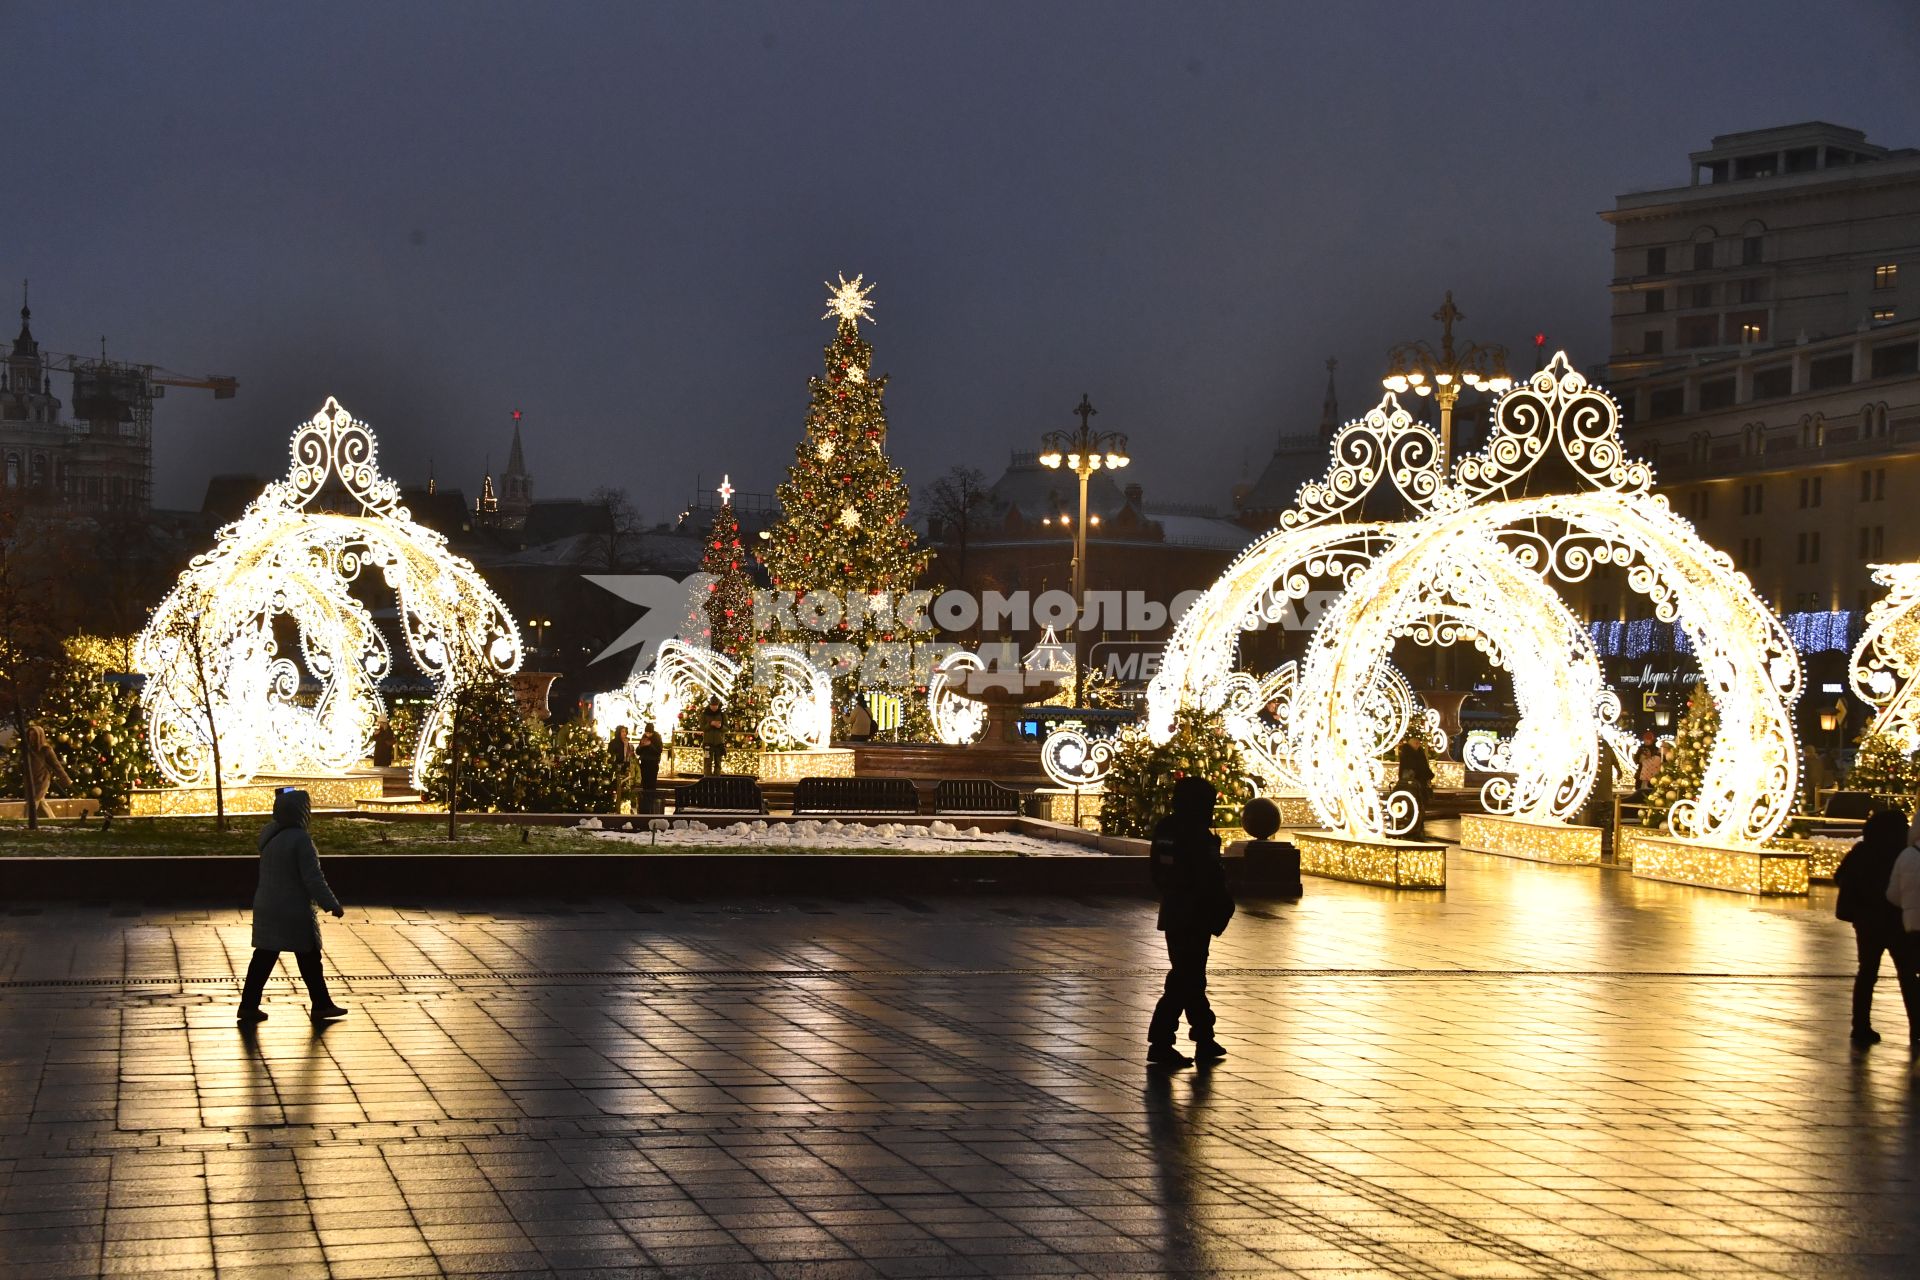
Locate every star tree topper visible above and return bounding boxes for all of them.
[823,273,877,326]
[716,474,734,504]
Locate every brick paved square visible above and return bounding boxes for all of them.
[1,851,1916,1278]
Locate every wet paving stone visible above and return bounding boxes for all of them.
[0,850,1915,1277]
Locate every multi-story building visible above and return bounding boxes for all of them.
[1598,123,1920,610]
[1,294,221,513]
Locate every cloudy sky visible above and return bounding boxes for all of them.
[8,1,1917,519]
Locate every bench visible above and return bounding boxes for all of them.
[932,778,1022,816]
[672,774,767,815]
[792,776,921,816]
[1806,789,1874,838]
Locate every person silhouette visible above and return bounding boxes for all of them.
[1841,807,1920,1047]
[237,788,348,1025]
[1146,775,1234,1067]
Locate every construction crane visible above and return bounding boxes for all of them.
[42,346,238,509]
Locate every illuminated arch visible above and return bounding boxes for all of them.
[1850,562,1920,750]
[1145,394,1444,741]
[1151,352,1801,847]
[136,398,522,790]
[1297,357,1800,843]
[591,640,832,753]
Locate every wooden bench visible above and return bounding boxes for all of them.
[792,776,921,816]
[672,774,767,815]
[932,778,1022,816]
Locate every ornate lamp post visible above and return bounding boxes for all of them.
[1038,394,1129,708]
[1382,293,1513,722]
[1382,292,1513,470]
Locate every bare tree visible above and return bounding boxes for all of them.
[922,465,991,597]
[166,603,228,832]
[0,506,63,830]
[579,487,644,573]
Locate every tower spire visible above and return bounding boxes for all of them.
[1317,357,1340,440]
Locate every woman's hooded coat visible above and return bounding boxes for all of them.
[251,788,341,952]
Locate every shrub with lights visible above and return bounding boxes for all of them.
[1098,706,1255,839]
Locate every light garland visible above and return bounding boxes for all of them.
[754,644,833,750]
[135,398,522,792]
[592,638,833,753]
[1040,724,1118,791]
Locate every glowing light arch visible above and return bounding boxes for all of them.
[591,640,833,753]
[1294,524,1607,837]
[1296,356,1801,844]
[1849,562,1920,750]
[1145,393,1444,741]
[1150,351,1800,848]
[136,398,523,791]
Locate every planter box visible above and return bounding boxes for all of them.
[1294,830,1446,888]
[1459,814,1602,865]
[666,745,856,781]
[129,773,383,818]
[1629,834,1809,895]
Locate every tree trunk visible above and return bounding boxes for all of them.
[446,699,460,842]
[18,717,37,832]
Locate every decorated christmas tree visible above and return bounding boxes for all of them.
[1098,705,1254,838]
[1844,730,1920,800]
[1641,683,1718,828]
[687,477,755,660]
[757,275,932,690]
[2,636,154,814]
[420,675,546,812]
[528,719,620,814]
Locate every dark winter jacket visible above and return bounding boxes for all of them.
[702,707,727,748]
[1150,776,1233,935]
[250,789,341,952]
[636,731,663,767]
[1836,809,1908,935]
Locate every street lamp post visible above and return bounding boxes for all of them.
[1381,292,1514,471]
[1039,394,1129,709]
[1381,294,1513,716]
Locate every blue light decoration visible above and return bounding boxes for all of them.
[1589,611,1858,659]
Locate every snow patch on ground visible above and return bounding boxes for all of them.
[583,817,1089,856]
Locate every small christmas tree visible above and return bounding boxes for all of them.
[1098,705,1254,838]
[687,477,755,660]
[3,636,154,814]
[529,719,620,813]
[757,275,932,691]
[1845,730,1920,800]
[1641,682,1719,828]
[421,675,546,812]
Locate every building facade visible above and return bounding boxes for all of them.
[1593,123,1920,725]
[1600,122,1920,618]
[1,301,165,512]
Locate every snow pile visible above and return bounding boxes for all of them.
[587,818,1086,856]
